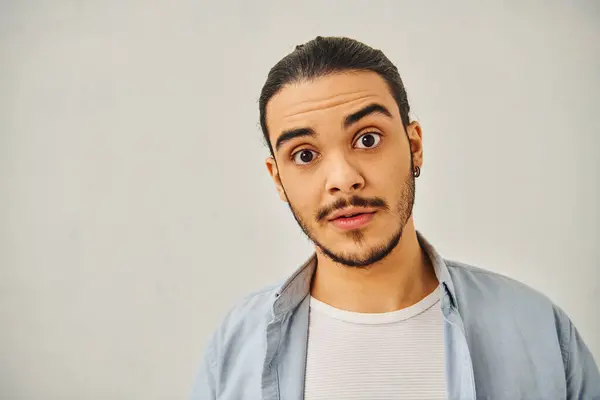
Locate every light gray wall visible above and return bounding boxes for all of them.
[1,1,598,398]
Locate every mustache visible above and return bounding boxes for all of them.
[315,195,389,222]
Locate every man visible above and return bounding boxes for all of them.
[192,36,599,399]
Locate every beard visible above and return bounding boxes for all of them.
[283,159,416,268]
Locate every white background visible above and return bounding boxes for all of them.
[1,1,598,398]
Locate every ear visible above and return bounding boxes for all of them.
[265,156,288,202]
[406,121,423,169]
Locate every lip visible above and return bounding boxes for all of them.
[328,207,377,231]
[328,207,378,221]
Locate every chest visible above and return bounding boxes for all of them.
[215,302,568,400]
[303,311,447,400]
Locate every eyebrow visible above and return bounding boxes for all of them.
[275,127,316,151]
[344,103,393,128]
[274,103,393,152]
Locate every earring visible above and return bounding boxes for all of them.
[414,166,421,178]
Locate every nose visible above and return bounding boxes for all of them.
[324,153,365,195]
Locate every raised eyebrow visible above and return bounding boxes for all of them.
[344,103,393,129]
[275,127,316,151]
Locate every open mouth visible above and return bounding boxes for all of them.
[335,212,374,220]
[330,211,377,230]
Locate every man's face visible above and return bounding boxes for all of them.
[265,71,423,267]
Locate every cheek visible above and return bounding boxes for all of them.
[284,174,322,213]
[366,156,408,188]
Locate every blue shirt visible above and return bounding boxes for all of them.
[192,232,600,399]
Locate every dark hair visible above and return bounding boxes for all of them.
[259,36,411,154]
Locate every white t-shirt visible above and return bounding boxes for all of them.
[304,287,446,400]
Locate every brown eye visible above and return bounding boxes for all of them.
[355,132,381,149]
[292,149,318,165]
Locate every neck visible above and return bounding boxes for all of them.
[310,218,439,313]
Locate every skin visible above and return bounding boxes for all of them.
[265,71,438,313]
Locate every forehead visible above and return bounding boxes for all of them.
[266,71,399,140]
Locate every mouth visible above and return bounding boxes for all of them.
[328,207,378,221]
[329,209,377,230]
[334,211,375,219]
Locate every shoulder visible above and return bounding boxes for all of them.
[193,284,280,397]
[444,258,556,308]
[215,283,278,338]
[443,258,571,336]
[443,259,575,340]
[444,259,600,396]
[203,283,279,362]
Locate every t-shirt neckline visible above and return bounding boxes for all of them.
[309,286,441,325]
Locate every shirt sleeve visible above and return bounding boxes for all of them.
[556,307,600,400]
[190,336,217,400]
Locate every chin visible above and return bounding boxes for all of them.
[318,230,403,268]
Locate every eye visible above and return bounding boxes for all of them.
[354,132,382,149]
[292,149,318,165]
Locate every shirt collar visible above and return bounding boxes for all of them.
[273,231,457,318]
